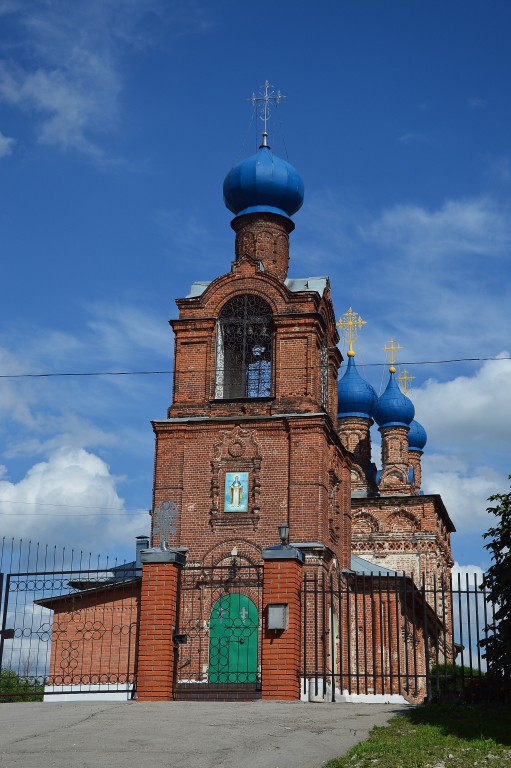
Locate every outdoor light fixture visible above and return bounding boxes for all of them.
[278,522,289,547]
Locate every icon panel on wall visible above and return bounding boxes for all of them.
[224,472,249,513]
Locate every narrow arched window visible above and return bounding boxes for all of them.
[215,295,273,399]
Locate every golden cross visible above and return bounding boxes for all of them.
[383,339,402,373]
[336,307,367,357]
[398,369,415,395]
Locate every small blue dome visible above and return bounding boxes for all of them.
[223,145,304,219]
[408,419,427,451]
[338,355,377,419]
[373,371,415,428]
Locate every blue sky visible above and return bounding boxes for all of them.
[0,0,510,577]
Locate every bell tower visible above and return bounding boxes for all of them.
[151,83,351,572]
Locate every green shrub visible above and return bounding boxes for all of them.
[0,668,45,702]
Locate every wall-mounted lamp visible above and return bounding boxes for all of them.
[278,522,290,547]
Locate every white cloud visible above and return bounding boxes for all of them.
[398,132,430,144]
[298,192,511,369]
[409,356,511,538]
[86,303,171,362]
[413,355,511,454]
[0,447,147,554]
[0,64,114,158]
[0,1,212,158]
[362,197,510,260]
[467,97,486,109]
[421,457,503,535]
[0,7,122,159]
[488,154,511,184]
[451,562,488,669]
[0,129,14,156]
[452,562,485,584]
[0,302,168,467]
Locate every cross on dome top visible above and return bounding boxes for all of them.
[337,307,367,357]
[398,369,415,395]
[383,338,402,373]
[250,80,286,147]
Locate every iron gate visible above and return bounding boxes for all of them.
[174,562,263,700]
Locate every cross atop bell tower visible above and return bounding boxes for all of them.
[250,80,286,147]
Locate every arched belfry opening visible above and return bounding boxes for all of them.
[215,294,273,399]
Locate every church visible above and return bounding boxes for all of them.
[40,86,455,704]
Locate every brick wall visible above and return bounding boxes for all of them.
[232,212,294,281]
[46,584,139,686]
[169,257,341,424]
[152,415,352,570]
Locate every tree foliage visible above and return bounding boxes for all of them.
[480,476,511,682]
[0,668,44,702]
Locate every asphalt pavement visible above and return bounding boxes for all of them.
[0,700,407,768]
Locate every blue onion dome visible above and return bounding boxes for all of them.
[408,419,427,451]
[373,369,415,428]
[223,145,304,219]
[338,354,378,419]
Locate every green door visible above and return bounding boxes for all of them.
[209,593,259,683]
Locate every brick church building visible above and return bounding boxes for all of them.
[41,101,455,704]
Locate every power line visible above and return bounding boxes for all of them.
[0,512,145,517]
[0,499,149,516]
[0,356,509,380]
[0,370,171,379]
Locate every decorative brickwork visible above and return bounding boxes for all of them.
[152,415,352,570]
[232,212,294,281]
[378,425,412,496]
[352,495,455,589]
[337,416,377,497]
[408,448,423,492]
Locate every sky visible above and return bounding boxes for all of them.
[0,0,509,576]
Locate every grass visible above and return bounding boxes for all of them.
[325,704,511,768]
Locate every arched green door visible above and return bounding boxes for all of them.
[209,593,258,683]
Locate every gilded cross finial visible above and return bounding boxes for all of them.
[337,307,367,357]
[383,339,402,373]
[398,369,415,395]
[250,80,286,147]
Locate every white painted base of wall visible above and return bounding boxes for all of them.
[44,684,134,702]
[300,678,408,705]
[338,691,409,704]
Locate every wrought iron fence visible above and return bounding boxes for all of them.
[0,538,139,701]
[301,570,497,704]
[2,537,501,704]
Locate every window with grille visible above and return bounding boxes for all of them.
[215,295,273,399]
[320,343,329,410]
